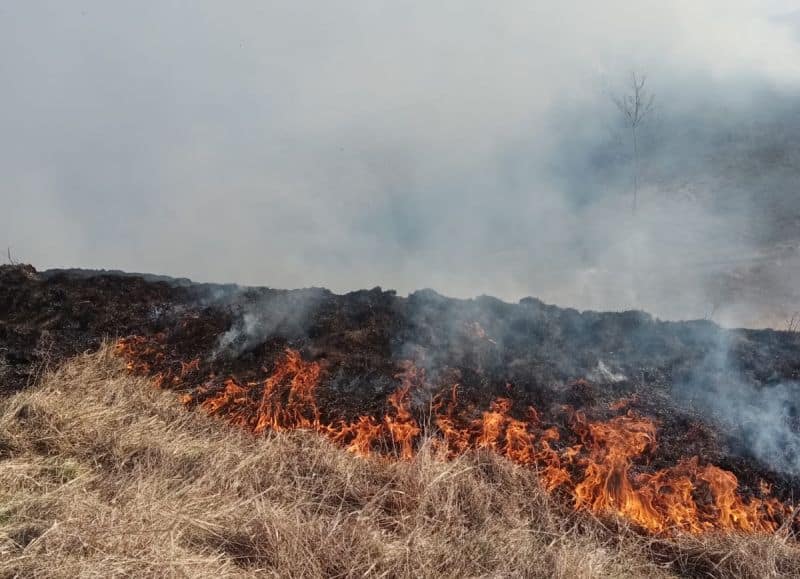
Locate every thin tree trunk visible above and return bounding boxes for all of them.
[632,127,639,214]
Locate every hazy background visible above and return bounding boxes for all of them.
[3,1,800,328]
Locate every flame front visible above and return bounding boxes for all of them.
[116,336,794,536]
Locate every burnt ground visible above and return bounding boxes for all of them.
[3,263,800,500]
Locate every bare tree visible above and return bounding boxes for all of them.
[613,72,655,213]
[786,312,800,334]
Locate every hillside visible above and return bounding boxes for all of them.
[2,347,799,577]
[2,264,800,575]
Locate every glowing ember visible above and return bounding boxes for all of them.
[115,336,795,536]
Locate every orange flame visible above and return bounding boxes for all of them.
[385,383,421,460]
[116,336,795,536]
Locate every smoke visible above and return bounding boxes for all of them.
[208,287,328,358]
[3,2,800,328]
[726,381,800,474]
[397,286,800,476]
[678,329,800,475]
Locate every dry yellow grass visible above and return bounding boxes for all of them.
[0,346,798,578]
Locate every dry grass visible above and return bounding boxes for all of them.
[0,347,798,578]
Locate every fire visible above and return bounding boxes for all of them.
[384,380,422,460]
[115,335,795,537]
[571,411,664,531]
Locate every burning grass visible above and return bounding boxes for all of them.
[1,348,799,577]
[117,337,796,537]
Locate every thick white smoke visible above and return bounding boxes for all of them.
[2,1,800,328]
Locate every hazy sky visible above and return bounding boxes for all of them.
[3,2,800,327]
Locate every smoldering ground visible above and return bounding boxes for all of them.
[673,325,800,477]
[211,288,329,358]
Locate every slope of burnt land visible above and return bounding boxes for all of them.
[3,264,800,496]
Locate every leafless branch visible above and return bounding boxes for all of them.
[613,72,655,129]
[786,312,800,334]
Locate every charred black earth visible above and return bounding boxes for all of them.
[3,263,800,499]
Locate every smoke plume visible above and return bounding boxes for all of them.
[3,2,800,328]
